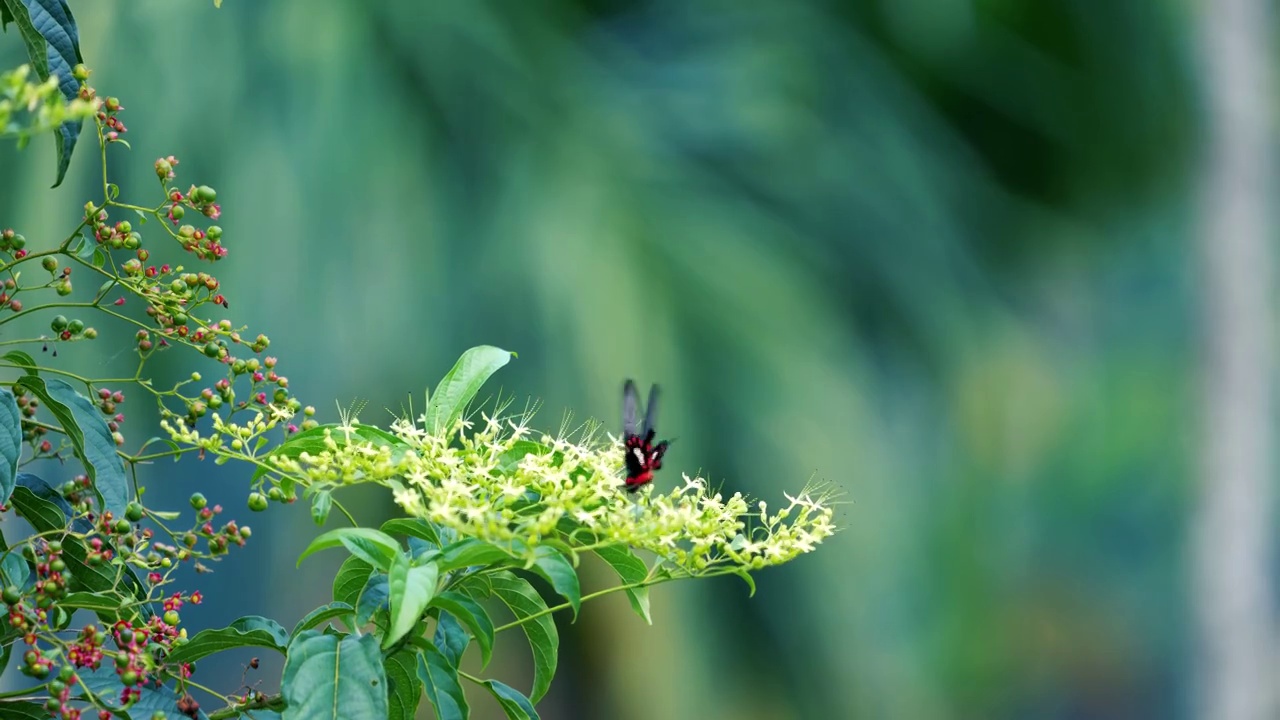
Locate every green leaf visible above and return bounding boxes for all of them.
[0,700,53,720]
[297,527,401,571]
[57,591,120,615]
[78,663,210,718]
[423,345,515,434]
[381,517,441,547]
[385,553,439,648]
[430,590,494,669]
[408,537,440,564]
[483,679,541,720]
[438,538,514,573]
[1,351,37,374]
[311,490,332,526]
[491,570,558,703]
[0,551,28,589]
[356,572,390,628]
[0,0,85,186]
[0,634,14,681]
[433,610,470,668]
[12,473,78,528]
[282,631,387,720]
[385,648,422,720]
[291,602,354,638]
[527,546,581,619]
[332,556,372,608]
[165,616,289,666]
[455,573,492,600]
[0,390,20,505]
[8,481,147,610]
[15,376,128,519]
[496,440,556,473]
[417,642,470,720]
[594,544,652,624]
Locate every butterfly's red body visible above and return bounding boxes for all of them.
[622,380,670,492]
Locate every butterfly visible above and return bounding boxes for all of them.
[622,379,670,492]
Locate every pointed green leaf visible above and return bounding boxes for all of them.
[57,592,120,614]
[15,376,128,519]
[423,346,515,434]
[0,0,85,186]
[0,389,20,505]
[78,663,210,718]
[385,553,439,648]
[594,545,652,624]
[433,609,470,668]
[496,440,556,473]
[429,591,494,669]
[291,602,354,639]
[297,527,400,570]
[282,630,387,720]
[381,517,441,547]
[332,556,372,608]
[1,351,37,374]
[438,538,514,572]
[8,480,147,609]
[417,642,469,720]
[0,700,60,719]
[311,490,332,526]
[385,648,422,720]
[0,552,28,589]
[483,679,540,720]
[527,546,580,619]
[356,572,390,628]
[491,571,558,703]
[165,616,289,666]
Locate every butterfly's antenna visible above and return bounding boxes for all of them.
[623,379,640,436]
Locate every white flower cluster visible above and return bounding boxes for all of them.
[251,409,837,575]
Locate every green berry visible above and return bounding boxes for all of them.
[125,502,144,522]
[189,493,207,510]
[50,315,68,332]
[41,257,57,272]
[67,319,84,334]
[2,586,20,605]
[247,493,268,512]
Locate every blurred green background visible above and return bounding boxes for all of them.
[0,1,1217,718]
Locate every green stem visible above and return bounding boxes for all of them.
[492,578,665,634]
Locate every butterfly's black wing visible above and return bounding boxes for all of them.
[623,379,640,437]
[642,384,660,436]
